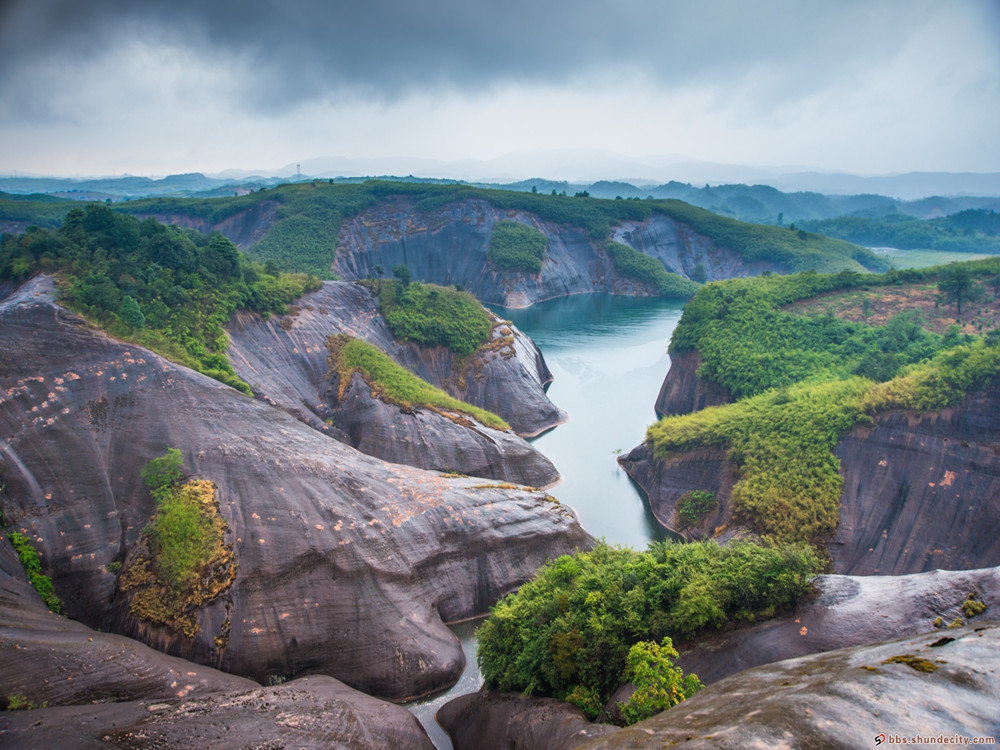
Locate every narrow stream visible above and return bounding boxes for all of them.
[407,294,686,747]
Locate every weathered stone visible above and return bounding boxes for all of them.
[0,276,591,701]
[0,675,435,749]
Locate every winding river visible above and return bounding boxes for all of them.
[408,294,686,748]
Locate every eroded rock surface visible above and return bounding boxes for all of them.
[623,362,1000,573]
[227,280,565,439]
[332,199,802,308]
[440,625,1000,750]
[0,675,435,750]
[0,276,590,701]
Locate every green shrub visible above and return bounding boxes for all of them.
[487,219,548,273]
[374,280,492,357]
[327,335,509,430]
[619,638,702,725]
[477,540,820,719]
[676,491,718,529]
[6,530,61,613]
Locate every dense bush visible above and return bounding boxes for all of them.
[676,490,718,529]
[605,242,700,299]
[6,529,61,613]
[477,540,821,719]
[374,279,493,357]
[326,335,509,430]
[487,219,548,273]
[0,205,321,393]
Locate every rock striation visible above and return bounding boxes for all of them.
[623,356,1000,574]
[332,199,796,308]
[227,280,565,440]
[0,276,590,701]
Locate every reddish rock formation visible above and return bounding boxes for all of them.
[0,276,590,701]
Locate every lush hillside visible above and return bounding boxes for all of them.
[650,258,1000,545]
[0,204,319,393]
[800,210,1000,254]
[112,181,887,275]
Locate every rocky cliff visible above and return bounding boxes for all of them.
[652,350,731,417]
[624,358,1000,575]
[0,276,590,702]
[227,280,565,439]
[331,199,795,308]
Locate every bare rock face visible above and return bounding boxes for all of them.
[0,543,257,708]
[328,371,559,487]
[332,199,794,309]
[652,350,730,417]
[0,276,590,701]
[831,384,1000,575]
[624,358,1000,573]
[675,565,1000,685]
[437,690,619,750]
[440,624,1000,750]
[611,215,781,282]
[0,675,435,750]
[227,281,565,439]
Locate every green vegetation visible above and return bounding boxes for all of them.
[4,693,45,711]
[605,242,701,299]
[961,594,987,618]
[487,219,549,273]
[120,450,236,637]
[477,540,821,721]
[650,258,1000,546]
[0,204,320,393]
[6,529,62,613]
[372,278,493,357]
[326,334,509,430]
[106,180,888,276]
[619,638,703,725]
[676,490,718,530]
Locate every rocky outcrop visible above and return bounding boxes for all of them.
[332,199,795,308]
[440,624,1000,750]
[0,276,591,701]
[617,443,737,540]
[625,363,1000,572]
[0,675,435,750]
[675,565,1000,685]
[437,690,619,750]
[135,200,280,249]
[831,383,1000,575]
[227,281,565,439]
[327,370,558,487]
[611,215,780,282]
[653,350,730,417]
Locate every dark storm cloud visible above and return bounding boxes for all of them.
[0,0,963,111]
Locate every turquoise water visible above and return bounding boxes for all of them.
[408,294,686,747]
[500,293,685,549]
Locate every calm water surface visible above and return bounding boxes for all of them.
[409,293,685,747]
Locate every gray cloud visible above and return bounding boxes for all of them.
[1,0,981,109]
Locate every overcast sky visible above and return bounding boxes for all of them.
[1,0,998,180]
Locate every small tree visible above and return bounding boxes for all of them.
[392,264,412,287]
[619,638,702,725]
[938,264,983,316]
[120,295,145,330]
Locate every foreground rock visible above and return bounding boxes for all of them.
[675,565,1000,685]
[228,280,565,439]
[0,675,434,750]
[0,277,590,700]
[621,378,1000,575]
[441,625,1000,749]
